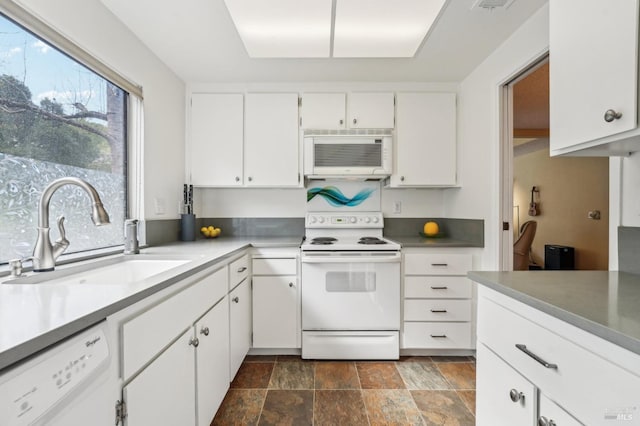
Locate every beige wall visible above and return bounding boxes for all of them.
[514,143,609,270]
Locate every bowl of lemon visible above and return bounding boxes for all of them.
[201,225,221,238]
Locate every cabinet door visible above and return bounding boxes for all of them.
[391,92,456,186]
[476,343,536,426]
[196,300,230,426]
[244,93,300,187]
[538,393,582,426]
[190,93,244,186]
[301,93,346,129]
[229,279,251,380]
[550,0,639,153]
[252,276,299,348]
[124,329,196,426]
[348,92,395,129]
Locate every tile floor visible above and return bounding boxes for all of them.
[211,355,476,425]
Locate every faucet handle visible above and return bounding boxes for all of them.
[52,216,70,259]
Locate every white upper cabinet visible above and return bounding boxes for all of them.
[348,92,395,129]
[190,93,244,186]
[390,92,457,187]
[301,92,394,129]
[245,93,300,187]
[300,93,346,129]
[550,0,640,156]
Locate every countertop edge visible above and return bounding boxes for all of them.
[0,239,300,371]
[468,271,640,356]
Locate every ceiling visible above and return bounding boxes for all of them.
[513,61,549,136]
[100,0,547,83]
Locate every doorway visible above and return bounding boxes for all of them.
[500,57,609,271]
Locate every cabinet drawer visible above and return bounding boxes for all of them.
[252,258,297,275]
[122,266,227,380]
[478,291,640,424]
[404,299,471,321]
[402,322,472,349]
[404,253,471,275]
[404,276,472,299]
[229,254,249,287]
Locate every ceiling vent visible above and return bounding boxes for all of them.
[471,0,515,10]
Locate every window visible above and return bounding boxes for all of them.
[0,13,128,263]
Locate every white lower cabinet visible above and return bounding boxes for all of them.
[196,300,229,426]
[402,250,473,350]
[476,343,534,425]
[252,255,300,349]
[124,329,196,426]
[476,285,640,425]
[229,278,251,380]
[117,263,233,426]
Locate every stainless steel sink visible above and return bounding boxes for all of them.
[3,255,193,285]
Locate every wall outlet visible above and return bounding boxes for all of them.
[154,197,165,215]
[393,201,402,214]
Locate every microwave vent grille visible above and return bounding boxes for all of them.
[315,144,382,167]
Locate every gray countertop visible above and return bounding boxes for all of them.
[391,236,483,248]
[468,270,640,356]
[0,236,302,371]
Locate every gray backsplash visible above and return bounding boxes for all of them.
[619,226,640,274]
[197,217,305,237]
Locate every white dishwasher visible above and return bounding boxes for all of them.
[0,321,113,426]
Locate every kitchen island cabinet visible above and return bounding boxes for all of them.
[471,273,640,425]
[550,0,640,156]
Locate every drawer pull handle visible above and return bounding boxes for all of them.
[200,326,210,336]
[289,282,294,287]
[189,337,200,348]
[515,344,558,369]
[430,286,448,290]
[232,297,240,303]
[509,389,524,403]
[538,416,557,426]
[431,263,448,267]
[430,334,447,338]
[430,309,447,313]
[237,266,247,273]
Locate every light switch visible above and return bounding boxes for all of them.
[154,197,165,215]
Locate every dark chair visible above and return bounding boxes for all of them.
[514,220,537,270]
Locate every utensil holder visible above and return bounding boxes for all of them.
[180,214,196,241]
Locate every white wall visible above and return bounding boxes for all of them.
[447,3,550,270]
[13,0,186,222]
[196,187,446,218]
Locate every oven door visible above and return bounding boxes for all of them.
[301,251,401,330]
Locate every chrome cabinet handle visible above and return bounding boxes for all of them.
[353,118,357,125]
[509,389,524,403]
[235,176,240,182]
[248,176,253,182]
[515,344,558,369]
[431,263,448,267]
[538,416,556,426]
[189,337,199,347]
[430,309,447,313]
[237,266,247,273]
[430,286,448,290]
[430,334,447,338]
[289,282,294,287]
[232,296,239,303]
[339,119,344,125]
[604,109,622,122]
[400,176,405,182]
[200,326,210,336]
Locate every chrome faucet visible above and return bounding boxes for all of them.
[32,177,110,272]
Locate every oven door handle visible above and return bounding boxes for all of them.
[301,255,401,264]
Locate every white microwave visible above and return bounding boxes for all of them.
[303,135,393,178]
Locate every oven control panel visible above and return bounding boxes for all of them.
[306,212,383,228]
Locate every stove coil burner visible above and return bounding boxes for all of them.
[310,237,337,245]
[358,237,387,245]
